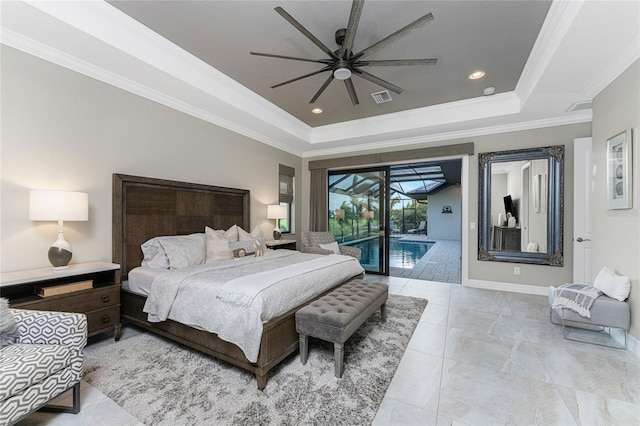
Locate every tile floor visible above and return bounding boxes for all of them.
[18,277,639,426]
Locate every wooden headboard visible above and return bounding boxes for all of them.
[112,174,250,281]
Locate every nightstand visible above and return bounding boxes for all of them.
[1,261,122,341]
[266,239,297,250]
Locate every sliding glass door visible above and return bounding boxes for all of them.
[328,167,389,274]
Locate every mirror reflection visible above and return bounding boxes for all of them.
[490,159,548,253]
[478,146,564,266]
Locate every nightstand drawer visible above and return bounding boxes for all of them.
[86,306,120,333]
[16,286,120,313]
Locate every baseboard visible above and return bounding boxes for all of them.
[467,279,640,358]
[465,279,549,296]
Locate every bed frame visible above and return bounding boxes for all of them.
[112,174,358,389]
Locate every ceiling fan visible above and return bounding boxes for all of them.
[250,0,437,106]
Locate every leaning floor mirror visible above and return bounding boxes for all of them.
[478,146,564,266]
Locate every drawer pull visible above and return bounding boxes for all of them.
[101,295,110,303]
[101,315,110,324]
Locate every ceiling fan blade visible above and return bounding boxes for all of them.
[274,7,340,61]
[341,0,365,59]
[352,12,434,61]
[356,58,438,66]
[250,52,332,64]
[344,78,359,105]
[271,65,332,89]
[353,68,403,94]
[309,75,334,103]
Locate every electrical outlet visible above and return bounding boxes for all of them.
[514,267,520,275]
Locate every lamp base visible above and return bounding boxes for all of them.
[273,229,282,240]
[48,237,72,269]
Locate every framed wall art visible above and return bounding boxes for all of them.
[606,129,633,209]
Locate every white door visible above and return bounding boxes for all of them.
[573,137,593,283]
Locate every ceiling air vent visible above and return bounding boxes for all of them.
[371,90,392,104]
[567,100,592,112]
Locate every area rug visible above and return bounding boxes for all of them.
[83,294,427,425]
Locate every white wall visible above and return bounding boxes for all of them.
[592,59,639,341]
[426,186,462,240]
[0,46,302,272]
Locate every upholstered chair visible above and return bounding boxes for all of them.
[0,309,87,425]
[301,232,361,260]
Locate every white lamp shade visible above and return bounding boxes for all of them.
[267,204,287,220]
[29,190,89,221]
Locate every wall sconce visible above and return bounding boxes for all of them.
[441,205,453,214]
[29,190,89,269]
[267,204,287,240]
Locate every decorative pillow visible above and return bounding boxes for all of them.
[224,225,239,242]
[205,226,233,262]
[239,226,268,253]
[319,241,341,255]
[0,298,19,347]
[141,238,170,268]
[593,266,631,301]
[230,240,255,257]
[158,234,206,269]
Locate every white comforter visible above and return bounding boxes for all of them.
[143,250,364,362]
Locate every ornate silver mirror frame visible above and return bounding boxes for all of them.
[478,146,564,266]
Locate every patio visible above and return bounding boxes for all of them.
[388,235,461,284]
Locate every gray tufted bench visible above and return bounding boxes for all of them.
[295,279,388,378]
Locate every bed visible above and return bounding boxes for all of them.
[112,174,364,389]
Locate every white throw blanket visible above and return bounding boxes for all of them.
[218,255,356,307]
[552,283,602,318]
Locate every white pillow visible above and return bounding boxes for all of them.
[205,226,233,262]
[238,226,268,253]
[223,225,239,242]
[319,241,341,255]
[141,238,170,268]
[593,266,631,301]
[158,234,205,269]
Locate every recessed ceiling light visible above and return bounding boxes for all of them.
[468,70,485,80]
[311,108,323,114]
[483,87,496,96]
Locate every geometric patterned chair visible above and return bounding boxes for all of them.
[301,231,362,261]
[0,309,87,426]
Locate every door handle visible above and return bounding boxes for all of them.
[576,237,591,242]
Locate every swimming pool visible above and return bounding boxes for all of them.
[389,238,435,268]
[348,237,435,271]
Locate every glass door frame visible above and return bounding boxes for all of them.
[328,165,390,275]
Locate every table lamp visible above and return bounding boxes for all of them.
[29,190,89,269]
[267,204,287,240]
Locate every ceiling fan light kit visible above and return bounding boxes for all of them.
[250,0,437,106]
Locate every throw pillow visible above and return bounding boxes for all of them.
[205,226,233,262]
[158,234,206,269]
[319,241,341,255]
[239,226,268,253]
[0,298,19,347]
[230,240,255,256]
[593,266,631,301]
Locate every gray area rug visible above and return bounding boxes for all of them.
[83,294,427,425]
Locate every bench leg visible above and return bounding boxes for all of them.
[334,342,344,378]
[381,302,387,322]
[299,334,309,365]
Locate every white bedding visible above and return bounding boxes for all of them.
[125,267,168,296]
[142,250,364,362]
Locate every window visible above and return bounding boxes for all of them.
[279,164,295,234]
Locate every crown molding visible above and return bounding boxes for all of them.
[515,0,584,107]
[1,27,306,157]
[302,111,592,158]
[583,35,640,99]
